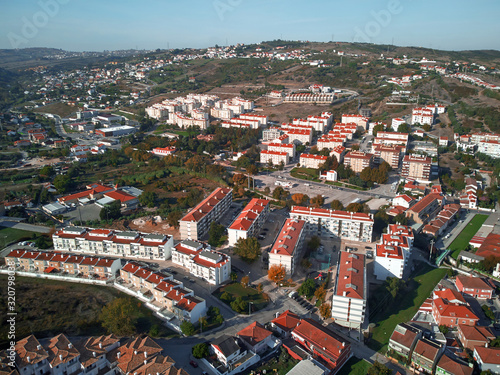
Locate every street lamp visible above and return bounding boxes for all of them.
[249,301,254,315]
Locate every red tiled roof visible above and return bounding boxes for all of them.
[271,310,301,332]
[474,347,500,365]
[476,233,500,259]
[407,194,442,214]
[433,288,466,304]
[270,219,305,256]
[122,261,142,274]
[238,321,272,346]
[104,190,136,203]
[456,275,494,292]
[433,298,478,321]
[437,354,472,375]
[458,325,495,344]
[291,206,373,223]
[336,251,365,300]
[181,188,232,223]
[229,198,269,231]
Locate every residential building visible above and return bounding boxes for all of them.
[268,219,306,276]
[478,140,500,158]
[392,195,415,209]
[422,203,460,237]
[341,114,369,129]
[392,118,406,131]
[331,252,366,328]
[284,129,312,145]
[319,170,338,182]
[260,150,289,166]
[374,244,405,279]
[267,142,295,158]
[460,178,478,209]
[473,347,500,374]
[455,275,494,299]
[179,188,233,240]
[330,145,346,163]
[287,359,328,375]
[412,107,434,125]
[382,224,414,264]
[299,153,327,169]
[401,154,432,182]
[373,144,404,169]
[237,322,277,355]
[289,318,352,373]
[207,335,260,375]
[263,127,284,141]
[151,147,176,157]
[228,199,270,246]
[388,323,423,361]
[290,206,374,243]
[411,338,444,374]
[373,131,409,152]
[457,325,495,350]
[270,310,301,338]
[53,227,174,260]
[344,151,374,173]
[317,135,346,150]
[405,194,443,225]
[172,240,231,286]
[432,297,478,328]
[435,354,473,375]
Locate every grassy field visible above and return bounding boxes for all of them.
[450,214,488,259]
[0,227,39,248]
[0,275,176,348]
[34,102,76,118]
[215,283,268,313]
[367,264,447,353]
[337,357,372,375]
[290,167,321,182]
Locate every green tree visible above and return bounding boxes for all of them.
[297,278,317,299]
[230,272,238,282]
[367,361,391,375]
[99,297,137,336]
[230,297,248,313]
[208,222,226,247]
[180,321,196,336]
[139,191,158,208]
[220,291,233,303]
[386,277,405,299]
[233,237,261,262]
[53,174,72,194]
[192,343,209,359]
[372,124,385,137]
[273,186,287,200]
[100,200,122,221]
[307,236,321,252]
[439,325,449,334]
[330,199,344,210]
[167,210,183,228]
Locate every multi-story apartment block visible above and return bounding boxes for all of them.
[267,142,295,158]
[373,131,409,152]
[373,144,404,169]
[412,107,435,125]
[344,151,374,173]
[405,193,443,225]
[331,252,366,328]
[179,188,232,240]
[52,227,174,260]
[262,127,284,141]
[478,140,500,158]
[382,224,414,265]
[401,154,432,182]
[239,113,268,126]
[260,150,289,166]
[283,129,312,144]
[341,114,369,129]
[317,135,346,150]
[268,219,306,276]
[171,240,231,286]
[120,262,206,323]
[290,206,374,242]
[228,199,270,246]
[330,145,346,163]
[299,153,327,169]
[374,244,405,280]
[391,117,406,131]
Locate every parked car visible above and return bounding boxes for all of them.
[189,360,198,368]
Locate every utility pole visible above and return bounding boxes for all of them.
[429,239,435,262]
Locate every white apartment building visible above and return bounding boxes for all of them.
[171,240,231,286]
[228,198,270,246]
[290,206,374,243]
[478,140,500,158]
[411,107,434,125]
[260,150,289,166]
[341,114,369,129]
[373,131,409,152]
[146,104,168,120]
[331,252,366,328]
[240,113,268,126]
[374,244,405,280]
[382,224,414,265]
[152,147,176,156]
[299,153,327,169]
[317,135,346,150]
[268,219,306,276]
[391,118,406,131]
[179,188,233,241]
[52,227,174,260]
[263,128,284,141]
[284,129,312,144]
[267,142,296,158]
[330,145,346,163]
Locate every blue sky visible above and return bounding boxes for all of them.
[1,0,499,51]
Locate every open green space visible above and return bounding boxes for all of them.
[0,275,177,347]
[0,227,40,248]
[368,264,447,353]
[215,282,268,313]
[450,214,488,259]
[337,357,372,375]
[290,167,321,182]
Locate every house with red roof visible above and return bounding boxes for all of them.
[289,318,351,373]
[411,337,444,374]
[179,187,233,241]
[237,322,276,354]
[475,233,500,259]
[206,335,260,375]
[431,297,479,328]
[405,193,443,225]
[436,354,473,375]
[392,194,415,209]
[228,198,270,246]
[374,243,405,279]
[457,325,495,350]
[389,322,423,362]
[268,219,306,276]
[331,252,366,329]
[473,346,500,374]
[271,310,301,338]
[456,275,494,299]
